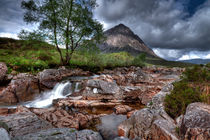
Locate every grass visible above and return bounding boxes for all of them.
[0,37,195,74]
[0,38,144,73]
[145,56,195,67]
[164,65,210,119]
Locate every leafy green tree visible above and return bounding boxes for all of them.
[21,0,103,65]
[18,30,46,41]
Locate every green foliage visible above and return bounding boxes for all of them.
[132,53,146,67]
[164,65,210,119]
[21,0,103,65]
[164,81,202,118]
[206,63,210,68]
[38,52,52,61]
[183,65,210,82]
[18,30,46,41]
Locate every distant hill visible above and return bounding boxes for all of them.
[179,59,210,64]
[98,24,158,57]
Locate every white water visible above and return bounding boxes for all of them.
[25,82,72,108]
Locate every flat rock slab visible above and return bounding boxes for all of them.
[0,111,53,137]
[12,128,103,140]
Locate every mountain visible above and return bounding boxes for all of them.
[179,59,210,64]
[99,24,157,57]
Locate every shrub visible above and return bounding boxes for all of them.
[183,65,210,82]
[164,81,202,119]
[132,53,146,67]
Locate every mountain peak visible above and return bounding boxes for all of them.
[99,24,158,58]
[105,23,134,36]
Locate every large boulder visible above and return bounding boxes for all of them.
[0,73,40,104]
[82,79,121,100]
[118,83,179,140]
[0,62,7,83]
[38,68,90,89]
[97,114,127,140]
[0,106,53,137]
[86,79,120,94]
[180,103,210,140]
[13,128,103,140]
[38,69,62,89]
[118,108,179,140]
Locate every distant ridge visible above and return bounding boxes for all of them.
[179,59,210,64]
[99,24,158,57]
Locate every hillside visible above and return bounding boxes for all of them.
[0,37,194,74]
[99,24,157,57]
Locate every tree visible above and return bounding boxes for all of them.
[18,30,46,41]
[21,0,103,65]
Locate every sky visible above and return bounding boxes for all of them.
[0,0,210,60]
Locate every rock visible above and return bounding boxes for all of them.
[114,105,132,115]
[150,119,179,140]
[180,102,210,140]
[86,79,120,94]
[118,108,179,140]
[114,137,129,140]
[38,69,62,89]
[0,62,7,83]
[0,73,40,104]
[0,128,10,140]
[31,107,99,130]
[126,110,137,118]
[13,128,103,140]
[126,69,149,84]
[38,68,90,89]
[97,114,127,140]
[118,108,154,139]
[175,115,183,128]
[0,108,9,115]
[55,99,122,109]
[82,79,121,100]
[0,108,53,137]
[118,82,179,140]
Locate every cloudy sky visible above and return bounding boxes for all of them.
[0,0,210,60]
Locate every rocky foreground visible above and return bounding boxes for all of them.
[0,62,209,140]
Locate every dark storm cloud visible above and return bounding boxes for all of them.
[0,0,209,60]
[0,0,29,34]
[95,0,210,59]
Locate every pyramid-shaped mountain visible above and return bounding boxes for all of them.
[99,24,157,57]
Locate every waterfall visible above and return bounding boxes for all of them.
[25,82,72,108]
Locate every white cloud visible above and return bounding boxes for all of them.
[178,51,210,60]
[205,54,210,59]
[0,32,18,39]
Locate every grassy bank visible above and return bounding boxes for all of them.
[0,38,144,73]
[0,37,194,73]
